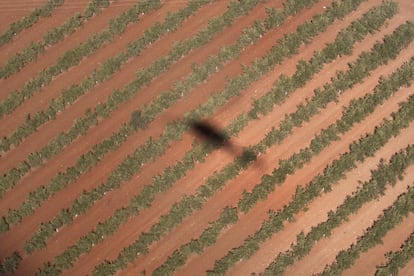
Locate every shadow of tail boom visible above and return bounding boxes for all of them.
[189,120,262,169]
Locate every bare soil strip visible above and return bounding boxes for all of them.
[72,6,414,274]
[343,213,414,276]
[7,1,294,272]
[0,0,89,64]
[0,1,186,140]
[177,71,414,276]
[0,0,280,222]
[284,174,414,275]
[0,0,213,212]
[0,0,228,243]
[0,1,189,167]
[0,0,251,243]
[230,126,414,275]
[60,2,347,273]
[400,258,414,275]
[174,14,414,273]
[2,0,414,275]
[16,0,336,274]
[129,38,414,276]
[0,0,136,100]
[0,0,48,34]
[195,24,410,272]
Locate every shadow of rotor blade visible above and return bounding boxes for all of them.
[189,121,229,147]
[188,120,265,170]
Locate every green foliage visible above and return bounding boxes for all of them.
[153,207,238,275]
[249,0,399,119]
[211,46,414,275]
[0,0,217,198]
[27,2,270,272]
[0,0,115,79]
[322,186,414,275]
[0,251,22,274]
[36,0,326,272]
[15,1,409,275]
[239,20,414,213]
[2,0,255,201]
[0,0,64,47]
[266,143,414,274]
[0,0,161,113]
[375,231,414,275]
[93,1,392,274]
[130,110,148,130]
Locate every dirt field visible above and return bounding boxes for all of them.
[1,0,413,275]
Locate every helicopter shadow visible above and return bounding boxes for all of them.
[188,120,264,169]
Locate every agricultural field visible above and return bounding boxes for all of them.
[0,0,413,275]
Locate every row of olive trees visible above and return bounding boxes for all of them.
[88,1,383,274]
[249,0,399,119]
[0,0,114,79]
[212,80,414,275]
[0,0,262,203]
[0,251,22,275]
[1,1,398,274]
[152,207,239,276]
[28,2,304,272]
[5,3,270,268]
[16,0,265,256]
[238,21,414,213]
[0,0,161,117]
[34,0,326,274]
[15,0,267,250]
[210,32,414,275]
[266,142,414,274]
[2,0,237,241]
[375,230,414,275]
[0,0,64,47]
[321,184,414,275]
[0,0,219,199]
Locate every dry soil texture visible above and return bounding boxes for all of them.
[0,0,413,275]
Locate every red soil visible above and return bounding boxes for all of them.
[283,171,414,276]
[344,213,414,276]
[0,0,226,254]
[141,7,414,275]
[62,2,414,274]
[64,1,342,274]
[0,0,47,34]
[232,120,414,275]
[0,0,136,100]
[0,1,187,211]
[0,0,286,233]
[180,7,414,275]
[0,0,185,140]
[177,62,414,276]
[7,0,326,272]
[8,0,292,274]
[0,0,89,65]
[1,0,413,275]
[400,258,414,275]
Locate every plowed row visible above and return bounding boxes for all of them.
[1,0,413,275]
